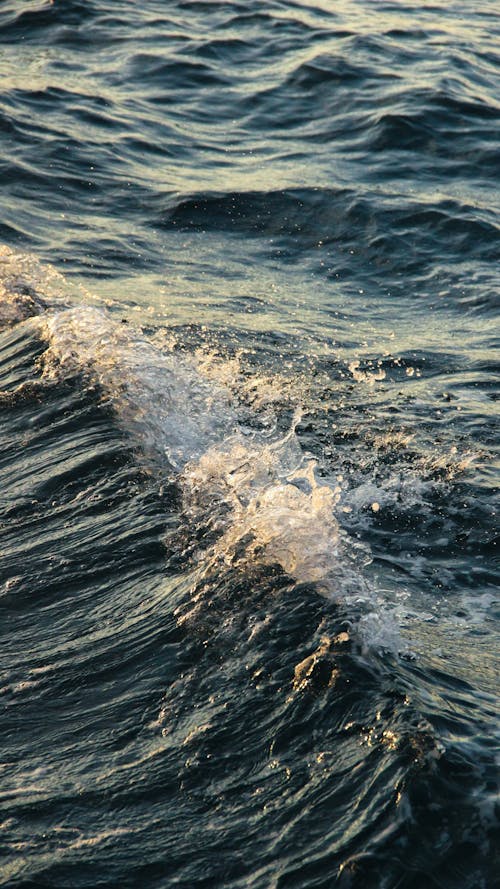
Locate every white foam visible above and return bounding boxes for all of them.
[42,306,238,471]
[182,430,370,596]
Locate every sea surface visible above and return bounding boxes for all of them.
[0,1,498,887]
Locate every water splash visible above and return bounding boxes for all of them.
[0,250,404,647]
[41,306,238,472]
[28,298,379,612]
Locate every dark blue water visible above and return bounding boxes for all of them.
[0,2,498,887]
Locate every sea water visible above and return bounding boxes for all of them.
[0,2,498,887]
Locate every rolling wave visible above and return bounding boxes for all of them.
[0,291,496,887]
[0,247,376,634]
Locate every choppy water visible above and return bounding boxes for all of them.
[0,2,499,887]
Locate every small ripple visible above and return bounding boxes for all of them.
[125,53,230,88]
[159,187,500,269]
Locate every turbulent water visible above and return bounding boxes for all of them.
[0,2,499,887]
